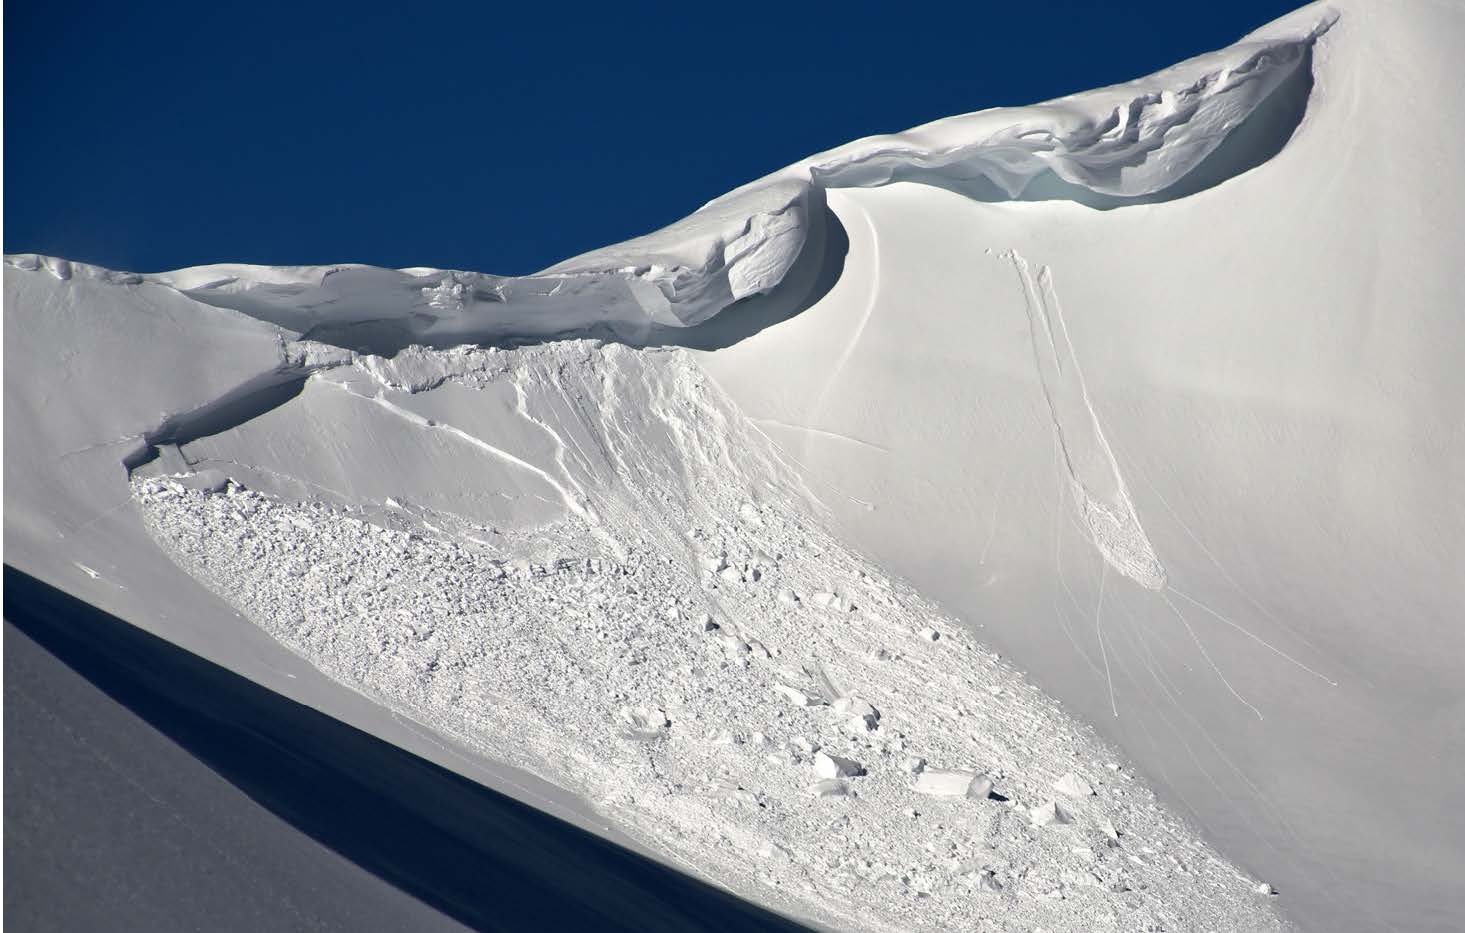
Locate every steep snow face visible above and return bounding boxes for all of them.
[697,3,1465,931]
[7,2,1464,931]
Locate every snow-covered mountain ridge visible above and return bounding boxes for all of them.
[8,2,1464,931]
[7,3,1331,345]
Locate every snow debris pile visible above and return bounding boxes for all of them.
[135,341,1284,932]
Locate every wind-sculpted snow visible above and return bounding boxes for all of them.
[4,4,1333,347]
[779,6,1334,200]
[559,2,1334,332]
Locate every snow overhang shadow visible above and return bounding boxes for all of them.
[892,47,1317,210]
[640,192,850,351]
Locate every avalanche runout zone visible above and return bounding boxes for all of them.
[136,341,1282,932]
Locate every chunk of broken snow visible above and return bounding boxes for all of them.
[774,684,818,707]
[810,591,853,612]
[807,779,849,798]
[711,781,760,806]
[918,627,940,642]
[831,695,880,731]
[619,705,669,737]
[718,565,744,584]
[1053,772,1095,798]
[813,751,864,779]
[776,588,801,606]
[901,756,927,774]
[912,769,990,798]
[970,869,1003,894]
[1030,800,1072,827]
[1255,882,1276,896]
[714,633,750,654]
[757,841,792,861]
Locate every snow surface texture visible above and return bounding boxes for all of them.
[8,2,1465,931]
[132,344,1284,932]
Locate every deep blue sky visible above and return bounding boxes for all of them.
[6,1,1302,275]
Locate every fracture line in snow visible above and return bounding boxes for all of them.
[1169,586,1338,687]
[1161,591,1264,720]
[1108,610,1272,847]
[1107,434,1340,678]
[1106,613,1214,822]
[1113,603,1311,870]
[747,425,874,515]
[57,434,146,460]
[1052,437,1106,681]
[978,497,1000,566]
[63,496,136,537]
[806,201,882,436]
[1096,562,1118,717]
[747,418,889,453]
[186,455,356,503]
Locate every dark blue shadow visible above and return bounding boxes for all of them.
[2,566,811,933]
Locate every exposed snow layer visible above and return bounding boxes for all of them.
[132,343,1285,932]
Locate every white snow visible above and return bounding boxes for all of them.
[6,2,1464,931]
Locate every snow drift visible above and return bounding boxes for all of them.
[7,2,1464,931]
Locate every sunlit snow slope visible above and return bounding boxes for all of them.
[6,2,1463,931]
[702,4,1465,929]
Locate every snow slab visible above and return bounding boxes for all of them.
[7,2,1464,931]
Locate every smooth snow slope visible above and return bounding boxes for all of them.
[6,1,1463,930]
[699,3,1465,929]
